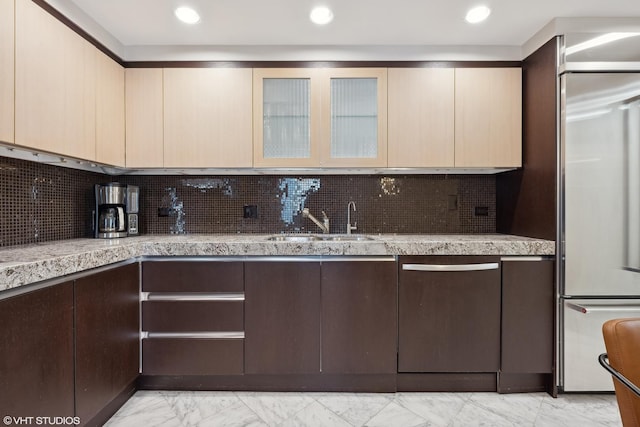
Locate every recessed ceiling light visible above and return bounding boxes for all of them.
[310,6,334,25]
[175,6,200,24]
[465,5,491,24]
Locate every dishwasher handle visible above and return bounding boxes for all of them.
[402,263,499,272]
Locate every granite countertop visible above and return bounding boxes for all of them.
[0,234,555,291]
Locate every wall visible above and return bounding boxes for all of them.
[0,155,497,247]
[0,156,106,247]
[118,174,496,235]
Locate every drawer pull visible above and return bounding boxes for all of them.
[143,331,245,339]
[143,292,244,301]
[566,302,640,314]
[402,263,499,272]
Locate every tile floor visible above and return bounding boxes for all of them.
[104,391,621,426]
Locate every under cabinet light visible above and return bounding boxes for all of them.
[465,6,491,24]
[310,6,334,25]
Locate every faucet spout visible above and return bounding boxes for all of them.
[302,208,330,234]
[346,201,357,234]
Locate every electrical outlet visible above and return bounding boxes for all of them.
[158,207,173,217]
[243,205,258,219]
[448,195,458,211]
[474,206,489,216]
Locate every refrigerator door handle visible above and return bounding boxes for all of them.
[567,302,640,314]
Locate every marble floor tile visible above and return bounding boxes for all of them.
[235,391,316,425]
[106,391,622,427]
[312,392,394,427]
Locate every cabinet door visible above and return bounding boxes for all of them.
[245,261,321,374]
[15,0,96,160]
[96,50,125,166]
[75,263,139,424]
[501,259,554,373]
[253,68,323,167]
[321,260,397,374]
[454,68,522,167]
[0,282,74,418]
[398,255,501,372]
[125,68,163,167]
[0,0,14,144]
[388,68,455,167]
[321,68,388,167]
[164,68,252,167]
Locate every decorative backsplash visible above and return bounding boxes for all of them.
[0,155,496,247]
[118,174,496,236]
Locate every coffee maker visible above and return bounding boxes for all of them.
[94,183,139,238]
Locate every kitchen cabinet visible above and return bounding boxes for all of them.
[75,263,139,425]
[253,68,387,167]
[0,282,75,418]
[141,260,244,376]
[244,261,321,374]
[388,68,455,167]
[15,0,96,160]
[499,258,554,393]
[125,68,164,167]
[454,67,522,167]
[0,0,14,144]
[321,259,397,374]
[95,50,125,167]
[164,68,253,168]
[398,255,501,372]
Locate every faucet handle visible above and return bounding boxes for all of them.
[321,210,328,220]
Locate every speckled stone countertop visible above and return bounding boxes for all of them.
[0,234,555,291]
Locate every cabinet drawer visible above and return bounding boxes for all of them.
[142,338,243,375]
[142,300,243,332]
[142,261,243,292]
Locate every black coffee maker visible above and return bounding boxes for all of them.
[94,183,128,238]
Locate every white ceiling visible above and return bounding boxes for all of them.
[44,0,640,61]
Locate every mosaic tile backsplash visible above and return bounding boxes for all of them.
[0,154,496,247]
[118,174,495,236]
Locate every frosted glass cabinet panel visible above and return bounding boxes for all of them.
[253,68,387,167]
[322,69,387,167]
[263,78,311,159]
[254,69,322,167]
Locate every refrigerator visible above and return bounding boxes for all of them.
[560,40,640,391]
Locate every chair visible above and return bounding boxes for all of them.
[600,318,640,427]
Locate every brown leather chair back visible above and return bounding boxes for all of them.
[602,318,640,427]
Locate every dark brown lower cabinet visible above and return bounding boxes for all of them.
[244,261,321,374]
[75,263,140,426]
[321,259,397,374]
[398,256,501,373]
[500,258,555,394]
[0,282,75,418]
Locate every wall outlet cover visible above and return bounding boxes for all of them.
[243,205,258,219]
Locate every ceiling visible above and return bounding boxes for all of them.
[45,0,640,61]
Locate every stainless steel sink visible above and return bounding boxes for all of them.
[266,235,323,242]
[322,235,373,241]
[266,234,373,242]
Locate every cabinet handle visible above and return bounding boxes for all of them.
[402,263,499,272]
[144,332,245,339]
[566,302,640,314]
[143,292,244,301]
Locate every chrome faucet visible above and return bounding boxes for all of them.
[346,201,357,234]
[302,208,330,234]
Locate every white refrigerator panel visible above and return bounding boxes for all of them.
[564,73,640,296]
[563,299,640,391]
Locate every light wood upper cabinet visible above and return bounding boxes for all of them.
[164,68,253,168]
[96,51,125,167]
[454,68,522,168]
[15,0,96,161]
[253,68,387,168]
[125,68,164,168]
[388,68,455,167]
[0,0,14,144]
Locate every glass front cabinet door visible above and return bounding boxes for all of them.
[253,68,387,168]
